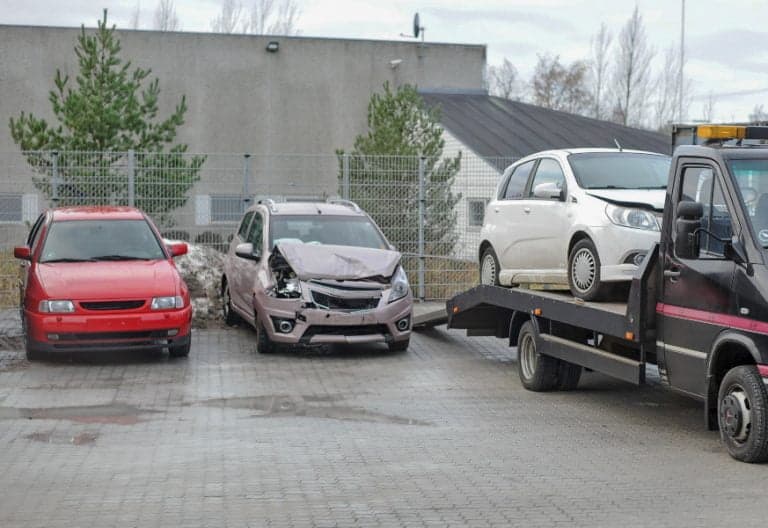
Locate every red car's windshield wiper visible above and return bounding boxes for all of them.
[90,255,154,261]
[40,257,97,263]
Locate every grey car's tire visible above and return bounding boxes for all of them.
[222,279,240,326]
[388,339,410,352]
[169,341,191,358]
[718,365,768,463]
[256,320,276,354]
[568,238,610,301]
[480,247,501,286]
[517,321,560,391]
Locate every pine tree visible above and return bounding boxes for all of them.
[9,9,203,224]
[337,83,461,261]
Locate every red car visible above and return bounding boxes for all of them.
[14,206,192,360]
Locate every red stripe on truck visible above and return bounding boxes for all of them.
[656,302,768,336]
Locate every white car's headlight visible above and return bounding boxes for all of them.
[605,204,659,231]
[389,266,410,303]
[39,300,75,313]
[151,296,184,310]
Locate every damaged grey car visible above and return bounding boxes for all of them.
[221,199,413,353]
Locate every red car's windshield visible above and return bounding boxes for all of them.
[39,219,166,263]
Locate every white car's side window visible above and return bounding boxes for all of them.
[528,159,566,200]
[501,160,535,200]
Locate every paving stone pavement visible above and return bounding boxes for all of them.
[0,325,766,528]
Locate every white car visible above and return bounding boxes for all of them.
[479,148,671,300]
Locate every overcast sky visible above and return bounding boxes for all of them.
[2,0,766,123]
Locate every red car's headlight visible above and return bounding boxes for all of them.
[151,296,184,310]
[39,300,75,313]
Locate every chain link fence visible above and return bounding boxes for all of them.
[0,150,517,308]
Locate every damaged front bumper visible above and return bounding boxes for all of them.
[253,282,412,346]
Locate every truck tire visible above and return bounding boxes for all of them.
[480,247,501,286]
[256,320,276,354]
[568,238,611,301]
[557,361,582,391]
[517,321,560,391]
[718,365,768,463]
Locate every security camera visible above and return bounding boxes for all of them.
[389,59,403,68]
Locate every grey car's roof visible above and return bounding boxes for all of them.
[420,92,671,162]
[256,202,364,216]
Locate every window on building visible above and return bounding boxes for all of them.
[467,199,488,227]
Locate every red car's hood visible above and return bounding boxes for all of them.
[36,260,180,300]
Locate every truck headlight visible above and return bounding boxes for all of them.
[39,300,75,313]
[605,204,659,231]
[151,296,184,310]
[389,266,410,303]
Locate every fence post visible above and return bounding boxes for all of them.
[51,151,59,204]
[243,154,252,207]
[417,156,426,301]
[342,153,350,200]
[127,149,135,207]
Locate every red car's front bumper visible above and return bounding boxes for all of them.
[24,305,192,353]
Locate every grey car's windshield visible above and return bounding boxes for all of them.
[270,215,389,250]
[40,219,166,263]
[569,152,671,190]
[728,158,768,247]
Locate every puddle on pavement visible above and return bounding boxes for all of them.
[24,430,99,445]
[195,395,430,426]
[0,403,151,425]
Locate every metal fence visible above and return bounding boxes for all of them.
[0,150,517,306]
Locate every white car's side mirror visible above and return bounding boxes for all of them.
[533,182,564,201]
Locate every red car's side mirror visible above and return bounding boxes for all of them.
[13,246,31,261]
[168,242,188,258]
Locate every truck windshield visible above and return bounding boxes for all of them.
[270,215,389,250]
[728,159,768,247]
[569,152,671,190]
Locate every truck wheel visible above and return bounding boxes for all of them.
[517,321,560,391]
[221,279,240,326]
[256,320,276,354]
[480,247,501,286]
[718,365,768,463]
[568,238,610,301]
[557,361,582,391]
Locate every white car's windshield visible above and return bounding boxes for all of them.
[40,219,166,263]
[569,152,671,190]
[270,215,388,249]
[728,158,768,247]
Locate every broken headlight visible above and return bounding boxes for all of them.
[277,276,302,298]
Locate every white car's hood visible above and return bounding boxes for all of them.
[586,189,666,211]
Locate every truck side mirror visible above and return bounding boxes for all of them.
[675,200,703,259]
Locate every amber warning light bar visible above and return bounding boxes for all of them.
[697,125,768,141]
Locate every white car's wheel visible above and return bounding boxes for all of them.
[568,239,610,301]
[480,247,500,286]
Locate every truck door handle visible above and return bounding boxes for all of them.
[664,269,680,279]
[523,207,531,214]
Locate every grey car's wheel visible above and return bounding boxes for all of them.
[480,247,501,286]
[222,279,240,326]
[718,365,768,463]
[568,238,610,301]
[256,320,276,354]
[517,321,560,391]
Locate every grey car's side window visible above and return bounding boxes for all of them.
[246,212,264,250]
[237,211,255,239]
[501,160,535,200]
[527,158,566,199]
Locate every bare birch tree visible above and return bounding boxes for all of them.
[488,59,520,100]
[590,23,612,120]
[129,2,141,29]
[211,0,244,33]
[612,6,654,126]
[531,54,592,115]
[750,105,768,123]
[245,0,301,34]
[702,92,717,123]
[153,0,179,31]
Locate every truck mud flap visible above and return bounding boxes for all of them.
[538,333,645,385]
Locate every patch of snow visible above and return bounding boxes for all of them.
[175,244,226,327]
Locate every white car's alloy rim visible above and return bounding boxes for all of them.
[481,253,497,285]
[572,248,596,292]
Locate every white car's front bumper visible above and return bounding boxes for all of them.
[587,225,660,282]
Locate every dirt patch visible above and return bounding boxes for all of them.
[24,429,99,445]
[1,403,152,425]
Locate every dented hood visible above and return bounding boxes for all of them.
[274,243,401,280]
[586,189,666,211]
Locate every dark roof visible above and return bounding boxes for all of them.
[421,93,671,160]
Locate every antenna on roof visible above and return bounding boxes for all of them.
[614,138,623,151]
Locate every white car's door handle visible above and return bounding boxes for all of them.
[493,207,499,213]
[523,207,531,214]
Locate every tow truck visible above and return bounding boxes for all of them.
[448,125,768,462]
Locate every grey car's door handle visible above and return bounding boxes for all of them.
[663,269,680,279]
[523,207,531,214]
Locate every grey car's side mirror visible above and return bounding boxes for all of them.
[235,242,261,261]
[532,182,564,201]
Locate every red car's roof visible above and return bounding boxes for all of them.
[50,206,146,221]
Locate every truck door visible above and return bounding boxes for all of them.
[658,162,738,397]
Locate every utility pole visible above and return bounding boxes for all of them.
[678,0,685,122]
